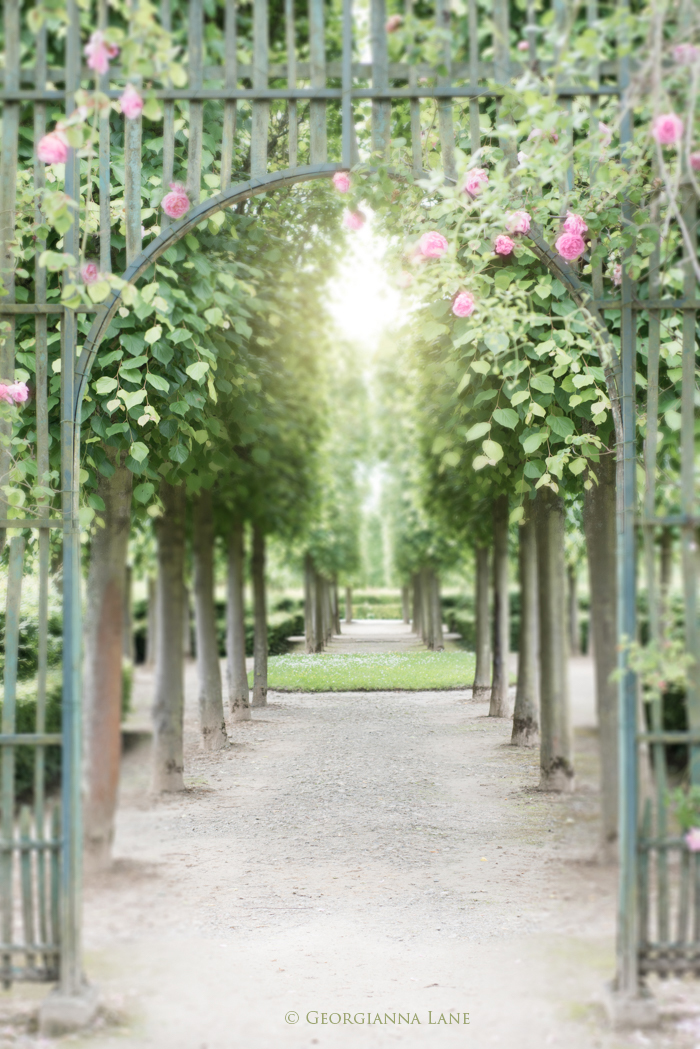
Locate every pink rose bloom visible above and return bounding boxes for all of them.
[563,211,588,235]
[385,14,403,32]
[36,130,69,164]
[0,385,13,404]
[120,84,144,120]
[652,113,684,146]
[528,128,559,144]
[685,828,700,852]
[332,171,351,193]
[494,235,515,256]
[343,210,365,231]
[452,291,475,318]
[690,151,700,171]
[555,232,586,262]
[517,40,529,51]
[162,182,190,220]
[8,382,29,404]
[463,168,489,196]
[517,150,528,166]
[419,231,448,258]
[84,30,119,76]
[506,210,531,234]
[612,263,622,286]
[81,262,100,285]
[598,121,613,148]
[673,44,700,65]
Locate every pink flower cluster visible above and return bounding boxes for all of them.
[494,235,515,256]
[598,121,613,149]
[555,232,585,262]
[120,84,144,119]
[385,14,403,32]
[690,152,700,171]
[685,828,700,853]
[332,171,351,193]
[84,30,119,76]
[452,291,475,318]
[343,210,366,231]
[652,113,684,146]
[162,182,190,220]
[563,211,587,235]
[0,382,29,405]
[418,231,448,258]
[37,128,69,165]
[673,44,700,65]
[81,262,101,284]
[462,168,489,197]
[517,40,529,52]
[612,263,622,286]
[506,210,531,234]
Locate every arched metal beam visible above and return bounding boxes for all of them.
[75,162,343,413]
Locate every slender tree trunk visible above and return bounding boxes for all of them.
[313,567,324,652]
[227,521,250,720]
[431,571,444,651]
[583,451,618,857]
[412,573,422,637]
[324,579,333,640]
[153,480,186,792]
[421,567,433,648]
[473,544,491,697]
[83,449,132,868]
[182,585,192,658]
[251,524,268,707]
[660,526,673,637]
[193,490,227,751]
[122,564,134,662]
[401,585,410,624]
[512,511,539,746]
[345,585,353,624]
[536,487,574,792]
[490,495,511,718]
[331,577,341,634]
[567,563,581,656]
[304,553,314,653]
[145,575,157,668]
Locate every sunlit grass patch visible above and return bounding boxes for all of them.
[256,651,477,692]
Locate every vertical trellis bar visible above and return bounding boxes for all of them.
[19,807,35,972]
[492,0,515,168]
[525,0,537,64]
[187,0,204,205]
[370,0,390,160]
[124,5,143,264]
[98,0,112,272]
[221,0,238,188]
[616,0,639,995]
[1,537,26,985]
[587,0,603,303]
[161,0,175,227]
[309,0,328,163]
[467,0,480,156]
[435,0,455,181]
[61,0,84,997]
[405,0,422,175]
[285,0,298,169]
[341,0,353,169]
[251,0,270,177]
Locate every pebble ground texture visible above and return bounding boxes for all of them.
[4,622,700,1048]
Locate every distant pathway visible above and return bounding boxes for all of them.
[325,619,426,654]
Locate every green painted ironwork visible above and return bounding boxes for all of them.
[0,0,694,1008]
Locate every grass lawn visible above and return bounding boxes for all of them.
[255,651,477,692]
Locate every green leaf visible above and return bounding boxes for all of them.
[534,284,551,299]
[121,333,146,356]
[87,494,106,511]
[472,455,491,471]
[509,506,525,525]
[185,362,209,382]
[171,400,189,416]
[465,421,491,442]
[38,250,76,272]
[484,332,509,354]
[471,360,490,375]
[530,374,554,395]
[442,450,460,467]
[204,307,224,326]
[252,447,271,465]
[134,482,155,503]
[509,390,530,406]
[547,415,575,438]
[145,324,162,345]
[87,280,111,303]
[168,328,192,344]
[119,390,147,410]
[572,373,595,388]
[120,368,142,385]
[493,408,519,429]
[457,372,471,394]
[169,443,190,464]
[421,321,448,342]
[524,460,544,478]
[482,439,504,462]
[569,458,587,475]
[94,376,118,395]
[129,442,148,463]
[522,430,549,454]
[146,372,170,392]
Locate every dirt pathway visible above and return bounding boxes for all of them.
[3,624,700,1048]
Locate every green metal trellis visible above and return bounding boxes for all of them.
[0,0,696,1011]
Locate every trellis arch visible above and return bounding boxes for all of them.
[0,0,696,1025]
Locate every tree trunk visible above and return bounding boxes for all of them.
[490,495,511,718]
[473,544,491,697]
[421,567,433,648]
[304,553,314,653]
[332,578,341,634]
[567,562,581,656]
[324,578,333,640]
[83,448,132,868]
[227,521,250,721]
[412,573,422,637]
[401,585,410,624]
[583,451,618,856]
[536,487,574,792]
[145,575,157,668]
[430,571,444,651]
[182,585,192,658]
[251,524,268,707]
[122,564,134,662]
[345,585,353,624]
[193,490,227,751]
[512,510,539,746]
[153,480,186,792]
[313,566,324,652]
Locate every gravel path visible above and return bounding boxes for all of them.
[3,624,700,1048]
